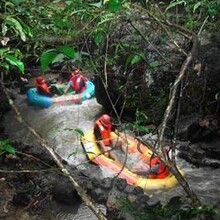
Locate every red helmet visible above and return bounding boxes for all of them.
[36,76,45,84]
[73,69,82,75]
[100,114,111,128]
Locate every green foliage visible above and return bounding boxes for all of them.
[125,52,145,66]
[67,128,84,159]
[40,46,79,72]
[148,60,159,69]
[0,0,218,77]
[5,54,24,73]
[166,0,220,16]
[0,47,24,73]
[0,1,33,75]
[105,0,125,12]
[166,0,220,30]
[125,110,150,134]
[119,197,218,220]
[3,16,32,42]
[0,139,16,156]
[74,128,85,137]
[67,151,77,159]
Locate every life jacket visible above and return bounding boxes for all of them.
[35,81,51,95]
[94,119,112,146]
[148,157,170,179]
[70,73,87,93]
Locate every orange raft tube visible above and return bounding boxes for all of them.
[81,132,184,191]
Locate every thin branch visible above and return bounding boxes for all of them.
[154,4,193,38]
[155,36,201,206]
[134,4,187,56]
[17,151,58,168]
[0,168,58,173]
[157,37,198,150]
[129,20,168,62]
[198,16,209,35]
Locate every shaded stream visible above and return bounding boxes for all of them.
[3,91,220,219]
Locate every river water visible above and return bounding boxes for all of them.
[3,91,220,219]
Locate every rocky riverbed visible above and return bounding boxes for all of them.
[1,87,220,220]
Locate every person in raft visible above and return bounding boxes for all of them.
[35,76,62,97]
[94,114,127,162]
[132,155,170,179]
[63,69,87,94]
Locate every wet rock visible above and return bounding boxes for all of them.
[115,178,128,191]
[186,117,218,143]
[13,192,32,206]
[85,179,94,191]
[26,144,58,166]
[101,177,114,189]
[200,137,220,160]
[12,141,30,152]
[107,190,122,210]
[175,114,201,141]
[132,194,151,211]
[51,175,81,205]
[124,185,143,194]
[178,142,220,168]
[146,196,161,209]
[127,194,137,204]
[106,209,125,220]
[176,115,220,168]
[166,196,182,211]
[92,188,107,203]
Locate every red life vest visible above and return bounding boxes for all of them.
[70,73,87,93]
[148,157,170,179]
[95,119,112,146]
[35,81,51,95]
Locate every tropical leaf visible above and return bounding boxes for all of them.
[138,125,149,133]
[74,52,82,62]
[193,2,202,13]
[10,0,24,4]
[52,53,66,64]
[94,32,103,45]
[17,18,33,38]
[125,54,134,66]
[5,17,26,41]
[40,50,57,72]
[67,151,77,159]
[58,45,76,58]
[215,93,219,100]
[165,0,187,11]
[97,15,115,26]
[4,145,16,155]
[89,1,103,8]
[63,127,74,131]
[149,60,159,68]
[74,128,84,137]
[2,24,8,36]
[0,48,10,56]
[106,0,123,12]
[5,54,24,73]
[131,54,142,65]
[0,139,16,155]
[0,62,10,71]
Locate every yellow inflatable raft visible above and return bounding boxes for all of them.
[81,132,184,191]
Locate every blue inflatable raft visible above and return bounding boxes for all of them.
[27,81,95,108]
